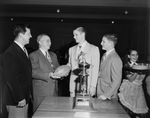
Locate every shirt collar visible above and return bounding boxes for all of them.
[130,60,138,66]
[40,48,47,56]
[78,41,87,50]
[14,41,24,51]
[106,48,115,57]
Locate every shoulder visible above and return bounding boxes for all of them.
[87,43,99,51]
[3,43,18,58]
[69,45,77,51]
[30,50,39,56]
[124,61,130,68]
[111,52,122,62]
[49,51,57,57]
[29,50,40,60]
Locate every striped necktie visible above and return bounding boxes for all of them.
[45,51,54,68]
[77,46,82,59]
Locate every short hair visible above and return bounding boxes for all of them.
[74,27,86,36]
[36,34,49,45]
[13,24,30,37]
[103,34,118,45]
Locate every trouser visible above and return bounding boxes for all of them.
[70,92,75,97]
[6,104,28,118]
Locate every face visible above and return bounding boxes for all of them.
[39,36,51,51]
[101,37,111,51]
[21,28,32,45]
[128,50,138,62]
[73,30,84,44]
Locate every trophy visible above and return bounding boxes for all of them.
[73,52,93,110]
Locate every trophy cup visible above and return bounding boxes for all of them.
[73,52,93,110]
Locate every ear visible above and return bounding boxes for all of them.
[81,32,85,37]
[19,32,23,38]
[39,40,42,45]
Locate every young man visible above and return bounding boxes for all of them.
[2,24,32,118]
[67,27,100,97]
[97,34,122,100]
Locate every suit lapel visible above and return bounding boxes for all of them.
[38,49,50,64]
[37,49,53,70]
[14,43,28,59]
[13,43,32,71]
[100,50,116,68]
[82,42,91,54]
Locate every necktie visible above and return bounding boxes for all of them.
[101,53,106,62]
[23,47,28,58]
[77,46,82,59]
[45,51,52,63]
[45,51,54,68]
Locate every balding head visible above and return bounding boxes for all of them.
[37,34,51,51]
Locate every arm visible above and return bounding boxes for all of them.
[3,52,25,104]
[126,72,139,82]
[146,75,150,96]
[67,48,72,68]
[89,47,100,96]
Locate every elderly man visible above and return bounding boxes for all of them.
[29,34,60,112]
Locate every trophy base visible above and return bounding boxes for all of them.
[73,94,93,111]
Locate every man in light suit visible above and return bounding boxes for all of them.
[29,34,60,112]
[2,24,32,118]
[97,34,122,100]
[67,27,100,97]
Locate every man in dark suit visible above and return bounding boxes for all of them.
[97,34,122,100]
[2,24,32,118]
[29,34,60,112]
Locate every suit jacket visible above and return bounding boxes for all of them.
[68,41,100,93]
[2,42,32,105]
[29,49,59,96]
[97,50,122,99]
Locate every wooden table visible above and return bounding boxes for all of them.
[32,96,130,118]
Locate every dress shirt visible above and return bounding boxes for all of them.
[76,41,87,59]
[39,48,46,56]
[14,41,28,57]
[14,41,24,51]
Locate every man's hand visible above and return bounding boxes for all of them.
[49,72,61,79]
[98,95,107,100]
[17,99,26,108]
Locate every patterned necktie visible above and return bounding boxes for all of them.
[23,47,28,58]
[45,51,52,63]
[45,51,54,68]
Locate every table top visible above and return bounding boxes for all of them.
[32,96,130,118]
